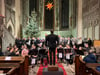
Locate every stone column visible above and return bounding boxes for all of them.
[1,0,5,24]
[77,0,82,38]
[15,0,21,37]
[42,0,45,30]
[69,0,74,35]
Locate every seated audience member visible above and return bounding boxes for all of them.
[77,37,83,48]
[26,37,31,49]
[8,47,16,56]
[75,47,84,55]
[71,38,77,47]
[21,44,29,57]
[87,38,93,47]
[83,49,97,63]
[84,51,88,56]
[66,37,72,47]
[20,45,24,54]
[83,38,88,47]
[79,46,83,50]
[4,47,10,56]
[0,45,3,56]
[13,45,20,56]
[29,44,38,65]
[34,37,41,49]
[84,43,91,52]
[14,48,20,56]
[9,43,12,49]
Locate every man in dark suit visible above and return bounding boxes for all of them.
[45,29,59,65]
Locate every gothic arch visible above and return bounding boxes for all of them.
[7,20,14,36]
[8,26,12,34]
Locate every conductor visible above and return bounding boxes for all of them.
[45,29,59,65]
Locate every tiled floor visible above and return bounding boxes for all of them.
[29,63,75,75]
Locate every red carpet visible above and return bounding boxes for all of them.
[37,49,67,75]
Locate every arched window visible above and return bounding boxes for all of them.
[61,0,69,29]
[29,0,38,15]
[44,0,54,30]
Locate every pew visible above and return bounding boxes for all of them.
[0,56,29,75]
[0,63,21,75]
[75,55,88,75]
[86,63,100,75]
[0,63,20,75]
[0,67,17,75]
[6,67,18,75]
[75,55,100,75]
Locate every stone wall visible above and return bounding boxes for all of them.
[0,0,1,14]
[82,0,100,40]
[22,0,29,37]
[2,26,15,52]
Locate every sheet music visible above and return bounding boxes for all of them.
[5,57,11,60]
[31,58,36,64]
[66,54,70,59]
[59,53,62,58]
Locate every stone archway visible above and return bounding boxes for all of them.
[7,20,15,36]
[8,26,12,34]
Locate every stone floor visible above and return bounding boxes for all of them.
[29,63,75,75]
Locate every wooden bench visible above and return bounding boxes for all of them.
[75,55,88,75]
[0,63,20,75]
[0,56,29,75]
[86,63,100,75]
[0,67,18,75]
[75,55,100,75]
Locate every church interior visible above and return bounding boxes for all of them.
[0,0,100,75]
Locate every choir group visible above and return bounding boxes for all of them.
[0,36,97,66]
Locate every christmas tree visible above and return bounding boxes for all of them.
[24,11,40,38]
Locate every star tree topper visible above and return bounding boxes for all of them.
[46,2,53,10]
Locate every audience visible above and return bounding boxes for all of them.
[0,36,98,66]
